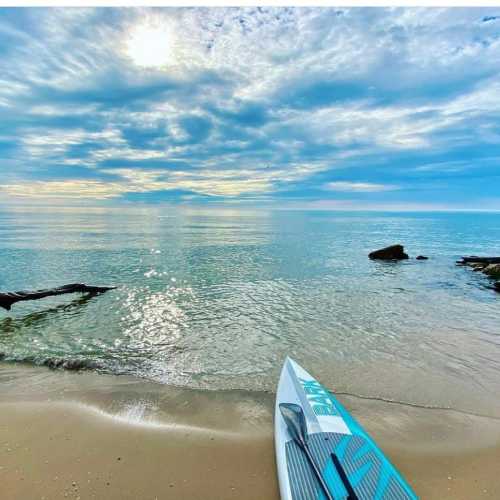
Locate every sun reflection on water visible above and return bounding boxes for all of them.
[121,286,192,355]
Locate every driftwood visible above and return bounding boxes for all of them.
[0,283,116,311]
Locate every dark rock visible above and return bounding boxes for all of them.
[458,258,500,294]
[458,256,500,265]
[470,262,488,270]
[483,263,500,278]
[43,358,94,371]
[416,255,428,260]
[369,244,409,260]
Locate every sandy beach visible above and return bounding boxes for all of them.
[1,401,278,500]
[1,364,500,499]
[2,3,500,499]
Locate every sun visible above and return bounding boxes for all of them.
[125,21,175,69]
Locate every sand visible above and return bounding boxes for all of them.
[1,364,500,499]
[0,402,278,500]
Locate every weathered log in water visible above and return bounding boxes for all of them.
[0,283,116,311]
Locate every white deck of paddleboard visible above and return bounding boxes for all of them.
[275,357,352,500]
[274,357,418,500]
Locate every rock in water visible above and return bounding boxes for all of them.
[416,255,428,260]
[369,244,409,260]
[495,282,500,293]
[483,264,500,278]
[470,262,488,270]
[457,256,500,265]
[42,357,99,371]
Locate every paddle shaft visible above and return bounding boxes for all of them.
[300,442,334,500]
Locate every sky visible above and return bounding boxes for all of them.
[0,7,500,210]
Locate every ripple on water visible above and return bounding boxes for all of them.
[0,208,499,416]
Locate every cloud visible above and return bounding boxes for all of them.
[1,7,500,208]
[0,180,126,199]
[0,160,329,200]
[323,181,400,192]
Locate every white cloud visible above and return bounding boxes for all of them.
[20,127,126,161]
[0,158,330,200]
[2,7,500,205]
[324,181,399,192]
[0,180,126,200]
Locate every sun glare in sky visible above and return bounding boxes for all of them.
[125,20,175,69]
[1,8,500,209]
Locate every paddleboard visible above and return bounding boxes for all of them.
[275,357,418,499]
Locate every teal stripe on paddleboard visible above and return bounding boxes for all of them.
[286,432,416,500]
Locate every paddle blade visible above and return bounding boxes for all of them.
[279,403,308,448]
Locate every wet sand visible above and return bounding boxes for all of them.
[1,364,500,499]
[0,401,278,500]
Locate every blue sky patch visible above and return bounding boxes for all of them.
[0,7,499,210]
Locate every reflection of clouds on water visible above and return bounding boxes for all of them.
[1,208,500,416]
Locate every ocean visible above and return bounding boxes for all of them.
[1,206,499,416]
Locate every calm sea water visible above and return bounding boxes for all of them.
[0,207,499,414]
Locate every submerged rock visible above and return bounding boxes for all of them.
[470,262,488,270]
[416,255,428,260]
[457,256,500,294]
[457,256,500,265]
[42,358,96,371]
[369,244,409,260]
[483,263,500,278]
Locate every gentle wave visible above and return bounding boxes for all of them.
[1,208,500,416]
[0,352,105,372]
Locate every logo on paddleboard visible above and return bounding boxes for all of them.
[299,378,339,417]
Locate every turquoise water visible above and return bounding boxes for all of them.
[1,207,499,414]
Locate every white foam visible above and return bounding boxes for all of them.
[73,401,244,438]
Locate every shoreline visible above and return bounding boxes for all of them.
[2,364,500,499]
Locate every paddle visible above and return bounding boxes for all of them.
[279,403,334,500]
